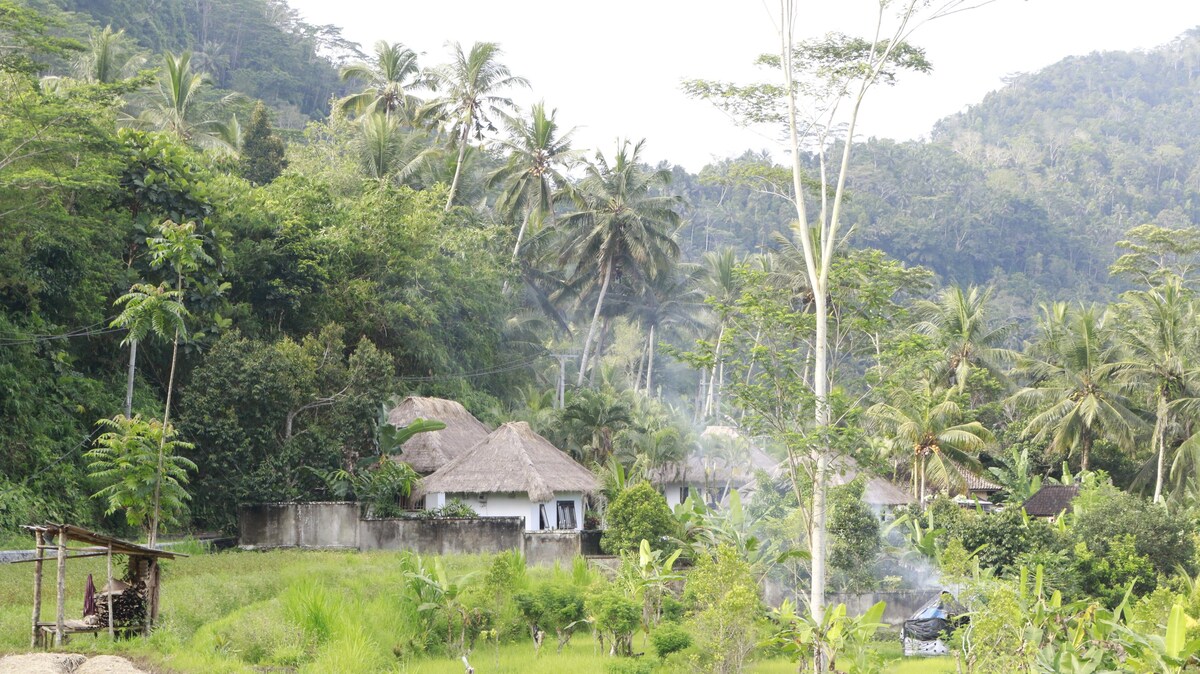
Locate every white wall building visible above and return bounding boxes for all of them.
[418,422,598,532]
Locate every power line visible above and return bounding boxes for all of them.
[394,355,545,382]
[0,317,123,347]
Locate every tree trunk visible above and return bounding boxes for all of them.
[1153,393,1168,503]
[124,339,137,418]
[919,454,927,510]
[590,317,610,387]
[149,273,184,549]
[577,260,613,386]
[1080,430,1091,474]
[444,121,472,211]
[704,323,726,418]
[645,324,657,396]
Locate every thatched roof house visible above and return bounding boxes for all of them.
[828,457,913,508]
[1021,484,1079,518]
[387,396,491,474]
[649,425,780,508]
[416,422,599,530]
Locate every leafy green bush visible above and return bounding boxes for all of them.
[602,482,677,555]
[587,586,641,657]
[828,478,882,591]
[685,545,761,673]
[652,622,692,659]
[954,507,1056,574]
[1073,536,1158,607]
[514,582,587,652]
[1072,482,1194,576]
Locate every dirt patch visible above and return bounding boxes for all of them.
[0,653,148,674]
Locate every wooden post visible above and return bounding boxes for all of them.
[106,543,114,640]
[31,530,43,648]
[54,527,66,647]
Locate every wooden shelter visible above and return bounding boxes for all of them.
[386,396,491,475]
[18,524,181,648]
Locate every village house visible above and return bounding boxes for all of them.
[650,426,780,509]
[387,396,492,475]
[415,421,599,531]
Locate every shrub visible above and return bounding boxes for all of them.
[606,659,655,674]
[1073,536,1158,607]
[652,622,693,659]
[828,478,882,591]
[602,482,677,555]
[955,507,1055,574]
[514,582,587,652]
[685,545,760,673]
[1071,482,1194,576]
[588,587,642,657]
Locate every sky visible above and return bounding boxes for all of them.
[286,0,1200,172]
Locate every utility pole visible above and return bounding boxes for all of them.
[551,354,576,409]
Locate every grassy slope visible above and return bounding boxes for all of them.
[0,549,954,673]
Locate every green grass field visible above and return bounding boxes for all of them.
[0,548,956,673]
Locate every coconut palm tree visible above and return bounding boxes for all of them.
[557,139,684,385]
[110,283,189,418]
[868,382,993,506]
[423,41,529,211]
[1113,282,1199,502]
[136,51,237,152]
[75,25,145,83]
[486,102,576,262]
[699,248,741,417]
[1012,304,1142,473]
[913,285,1016,393]
[353,112,437,186]
[339,41,424,123]
[633,262,706,396]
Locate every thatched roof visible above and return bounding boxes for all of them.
[648,446,778,487]
[950,462,1002,494]
[416,422,599,502]
[828,457,913,507]
[1021,484,1079,518]
[648,425,779,487]
[387,396,491,474]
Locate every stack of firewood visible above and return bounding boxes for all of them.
[95,579,146,627]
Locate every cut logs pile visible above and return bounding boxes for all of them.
[95,579,146,628]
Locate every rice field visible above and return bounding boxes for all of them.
[0,547,955,673]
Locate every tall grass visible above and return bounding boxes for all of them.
[0,550,940,673]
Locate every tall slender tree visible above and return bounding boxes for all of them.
[110,283,188,418]
[1113,282,1197,502]
[1013,304,1141,473]
[144,219,212,547]
[424,42,529,211]
[339,41,424,122]
[557,139,683,386]
[913,285,1016,393]
[486,102,576,263]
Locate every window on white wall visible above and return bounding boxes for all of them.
[538,504,550,530]
[556,501,577,529]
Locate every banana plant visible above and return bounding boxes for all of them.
[767,599,887,674]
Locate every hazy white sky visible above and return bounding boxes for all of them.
[287,0,1200,171]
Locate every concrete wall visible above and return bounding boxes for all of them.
[238,503,582,567]
[523,531,581,566]
[358,517,524,556]
[239,502,359,550]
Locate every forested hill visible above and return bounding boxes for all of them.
[681,28,1200,315]
[48,0,354,121]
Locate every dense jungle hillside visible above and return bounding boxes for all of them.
[679,29,1200,318]
[5,0,1200,538]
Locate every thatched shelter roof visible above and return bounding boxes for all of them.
[950,462,1002,494]
[1021,484,1079,518]
[415,422,599,502]
[648,425,779,487]
[387,396,491,474]
[828,457,913,507]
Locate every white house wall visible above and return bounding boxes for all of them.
[425,491,585,531]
